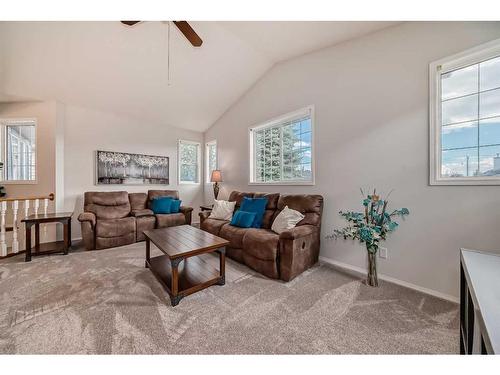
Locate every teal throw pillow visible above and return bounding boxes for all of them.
[230,210,257,228]
[151,197,174,214]
[170,199,182,213]
[240,197,268,228]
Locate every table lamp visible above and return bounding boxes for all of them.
[210,170,223,200]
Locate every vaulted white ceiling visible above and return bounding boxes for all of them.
[0,21,398,131]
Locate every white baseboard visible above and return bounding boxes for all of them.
[319,256,459,304]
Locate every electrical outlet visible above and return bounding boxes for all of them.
[379,247,388,259]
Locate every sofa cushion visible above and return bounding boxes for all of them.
[130,209,154,217]
[201,218,229,236]
[242,253,279,279]
[96,233,135,250]
[242,228,280,261]
[155,213,186,228]
[84,191,131,219]
[96,217,135,238]
[277,194,324,227]
[219,224,248,248]
[129,193,148,211]
[226,247,244,263]
[228,191,255,208]
[136,215,156,241]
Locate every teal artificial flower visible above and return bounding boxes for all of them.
[331,189,410,254]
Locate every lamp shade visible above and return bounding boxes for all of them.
[210,170,223,183]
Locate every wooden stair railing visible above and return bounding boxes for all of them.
[0,193,55,257]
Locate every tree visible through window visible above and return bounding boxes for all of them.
[178,140,200,184]
[250,107,314,184]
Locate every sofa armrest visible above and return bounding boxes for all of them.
[279,224,315,240]
[180,206,193,225]
[279,225,320,282]
[78,212,96,227]
[78,212,96,250]
[199,210,211,225]
[180,206,193,214]
[131,209,154,217]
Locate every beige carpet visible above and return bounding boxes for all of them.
[0,241,459,354]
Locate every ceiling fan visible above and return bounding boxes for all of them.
[121,21,203,47]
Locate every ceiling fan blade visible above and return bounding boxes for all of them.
[121,21,141,26]
[173,21,203,47]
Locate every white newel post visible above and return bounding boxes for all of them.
[12,200,19,253]
[0,201,7,257]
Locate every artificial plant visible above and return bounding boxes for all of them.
[329,189,409,286]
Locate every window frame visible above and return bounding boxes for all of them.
[177,139,201,185]
[205,140,218,184]
[0,118,37,185]
[248,105,315,186]
[430,38,500,185]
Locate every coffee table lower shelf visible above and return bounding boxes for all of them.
[146,254,224,306]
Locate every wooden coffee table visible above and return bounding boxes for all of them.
[143,225,229,306]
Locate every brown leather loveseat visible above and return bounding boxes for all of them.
[199,191,323,281]
[78,190,193,250]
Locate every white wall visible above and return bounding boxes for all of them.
[0,101,57,199]
[204,22,500,299]
[0,100,58,245]
[61,104,205,239]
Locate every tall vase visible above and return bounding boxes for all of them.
[367,250,378,287]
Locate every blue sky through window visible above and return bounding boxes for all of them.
[440,55,500,177]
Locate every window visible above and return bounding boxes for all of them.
[430,39,500,185]
[206,140,217,183]
[249,106,314,185]
[0,119,36,183]
[178,140,201,184]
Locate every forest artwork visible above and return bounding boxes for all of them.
[96,150,169,185]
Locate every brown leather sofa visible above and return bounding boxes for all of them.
[199,191,323,281]
[78,190,193,250]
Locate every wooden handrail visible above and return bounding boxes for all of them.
[0,193,54,202]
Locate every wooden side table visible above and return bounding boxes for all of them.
[200,204,213,212]
[21,212,73,262]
